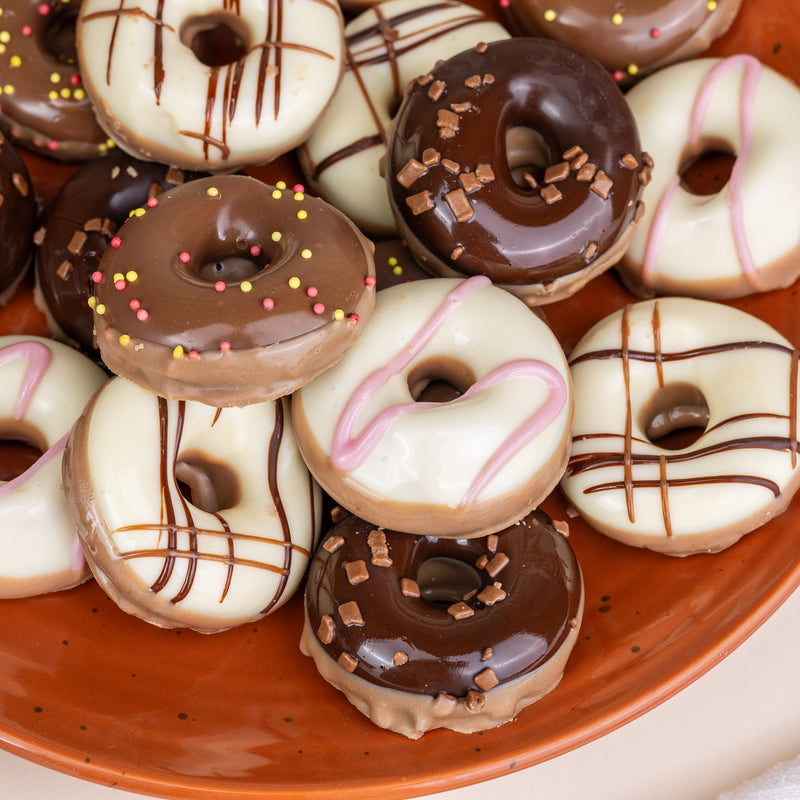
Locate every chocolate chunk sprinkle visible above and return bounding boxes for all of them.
[56,260,73,281]
[541,184,562,205]
[396,158,427,188]
[445,188,474,222]
[12,172,29,197]
[464,74,481,89]
[562,145,583,160]
[427,80,446,102]
[345,560,369,585]
[436,108,460,132]
[522,172,538,189]
[576,162,597,182]
[485,552,509,578]
[552,519,570,537]
[323,535,345,553]
[481,647,493,662]
[67,230,88,255]
[433,693,457,713]
[421,147,440,166]
[544,161,570,183]
[447,601,475,620]
[458,171,482,193]
[317,614,335,644]
[475,163,495,183]
[338,600,364,627]
[633,199,646,222]
[450,245,464,261]
[584,241,598,262]
[474,667,499,691]
[621,153,639,169]
[400,577,420,597]
[450,101,472,113]
[475,554,489,569]
[590,170,613,199]
[406,190,434,216]
[337,652,358,672]
[465,689,486,712]
[477,585,506,605]
[393,651,408,666]
[571,152,589,170]
[486,534,498,553]
[442,158,460,174]
[475,41,488,53]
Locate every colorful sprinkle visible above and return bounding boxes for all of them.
[206,186,219,197]
[262,297,275,310]
[627,63,639,76]
[179,251,191,263]
[172,345,184,359]
[272,188,282,199]
[611,12,623,25]
[707,0,717,9]
[126,270,138,282]
[307,286,318,298]
[276,181,287,190]
[220,341,231,351]
[119,334,131,347]
[543,8,556,21]
[136,308,148,321]
[240,280,252,293]
[146,197,158,208]
[21,25,32,36]
[365,275,376,287]
[95,303,106,315]
[129,299,141,310]
[334,309,345,321]
[349,313,360,324]
[111,236,122,248]
[293,183,305,194]
[87,296,97,309]
[188,350,199,360]
[91,271,103,283]
[301,248,312,260]
[9,55,20,68]
[271,231,282,242]
[250,245,262,257]
[650,27,661,38]
[288,276,301,289]
[214,281,226,292]
[297,209,308,220]
[49,71,60,83]
[312,302,325,315]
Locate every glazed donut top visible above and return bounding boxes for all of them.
[304,509,582,698]
[387,38,650,287]
[0,132,35,298]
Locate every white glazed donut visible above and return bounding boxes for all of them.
[62,376,321,632]
[298,0,509,235]
[561,297,800,556]
[617,55,800,300]
[292,276,573,538]
[76,0,345,172]
[0,335,107,598]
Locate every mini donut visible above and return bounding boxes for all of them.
[62,375,321,632]
[292,276,573,538]
[0,0,112,161]
[91,174,377,407]
[300,508,583,739]
[0,334,107,598]
[617,55,800,301]
[76,0,345,172]
[561,297,800,556]
[0,132,36,306]
[501,1,743,86]
[386,38,651,307]
[35,149,207,354]
[298,0,509,235]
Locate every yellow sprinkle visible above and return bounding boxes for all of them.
[271,231,282,242]
[113,272,124,282]
[543,9,556,21]
[388,257,398,266]
[74,88,85,100]
[276,181,287,190]
[87,296,97,309]
[60,87,70,98]
[392,265,403,276]
[611,12,623,24]
[288,276,301,289]
[105,139,115,150]
[48,90,58,100]
[95,303,106,315]
[297,209,307,220]
[0,45,5,55]
[301,248,312,260]
[172,345,184,359]
[294,192,304,201]
[272,189,282,199]
[0,31,9,44]
[132,207,146,217]
[119,334,131,347]
[50,71,61,84]
[2,85,13,95]
[126,270,138,282]
[9,55,20,67]
[334,308,345,321]
[707,0,717,9]
[627,63,639,76]
[206,186,219,197]
[240,280,252,293]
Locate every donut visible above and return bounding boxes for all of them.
[34,149,207,354]
[386,38,651,307]
[62,375,321,632]
[0,0,112,161]
[501,0,743,86]
[90,174,377,407]
[300,509,583,738]
[0,334,107,598]
[292,275,573,538]
[76,0,345,172]
[616,55,800,301]
[560,297,800,556]
[0,132,36,306]
[298,0,509,235]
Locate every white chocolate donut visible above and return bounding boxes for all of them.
[561,297,800,556]
[298,0,509,235]
[63,376,321,632]
[76,0,345,172]
[0,335,107,598]
[292,276,573,538]
[618,56,800,300]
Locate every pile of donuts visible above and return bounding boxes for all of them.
[0,0,799,741]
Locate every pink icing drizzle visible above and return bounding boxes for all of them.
[330,276,568,506]
[643,54,762,280]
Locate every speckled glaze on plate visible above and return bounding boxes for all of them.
[0,1,798,797]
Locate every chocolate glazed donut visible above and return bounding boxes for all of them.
[387,38,652,306]
[300,509,583,737]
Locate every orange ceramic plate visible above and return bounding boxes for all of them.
[0,1,799,798]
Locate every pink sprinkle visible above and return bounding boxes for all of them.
[220,341,231,351]
[613,70,624,82]
[136,308,148,321]
[262,297,274,310]
[38,3,50,15]
[293,183,305,194]
[312,302,325,315]
[188,349,199,360]
[114,279,126,290]
[349,313,360,324]
[46,140,58,151]
[179,251,191,263]
[250,245,262,257]
[21,24,32,36]
[70,73,81,85]
[498,0,510,7]
[129,299,141,310]
[307,286,318,298]
[214,281,226,292]
[650,27,661,38]
[110,237,122,248]
[147,197,158,207]
[364,275,376,287]
[91,271,103,284]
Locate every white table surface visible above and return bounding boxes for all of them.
[2,584,799,800]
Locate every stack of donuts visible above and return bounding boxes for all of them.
[0,0,799,742]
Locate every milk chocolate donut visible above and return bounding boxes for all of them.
[92,175,376,407]
[386,38,651,306]
[300,509,583,738]
[502,0,743,85]
[0,0,111,161]
[35,149,207,353]
[0,132,36,306]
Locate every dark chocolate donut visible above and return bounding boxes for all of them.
[300,508,583,737]
[35,149,206,353]
[386,38,651,306]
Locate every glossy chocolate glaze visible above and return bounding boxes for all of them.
[0,132,36,301]
[387,38,648,299]
[35,149,207,353]
[0,0,110,160]
[304,509,582,698]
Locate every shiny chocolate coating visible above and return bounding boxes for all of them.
[387,38,649,294]
[304,509,582,698]
[36,149,207,353]
[0,0,110,161]
[0,132,36,302]
[93,174,376,406]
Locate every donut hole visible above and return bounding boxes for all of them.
[505,126,551,189]
[180,14,251,67]
[679,142,736,196]
[640,383,710,450]
[416,556,483,607]
[175,450,241,513]
[190,243,272,285]
[43,3,80,65]
[407,356,476,403]
[0,420,47,482]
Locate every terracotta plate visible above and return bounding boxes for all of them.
[0,1,799,797]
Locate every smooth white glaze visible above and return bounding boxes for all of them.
[292,277,573,537]
[561,297,800,555]
[298,0,509,234]
[619,56,800,299]
[0,335,106,597]
[64,376,321,632]
[76,0,344,171]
